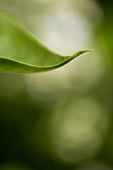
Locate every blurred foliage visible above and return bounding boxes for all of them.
[1,0,113,170]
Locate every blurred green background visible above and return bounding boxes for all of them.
[0,0,113,169]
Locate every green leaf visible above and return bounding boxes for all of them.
[0,11,93,73]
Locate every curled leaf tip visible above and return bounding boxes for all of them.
[0,11,93,74]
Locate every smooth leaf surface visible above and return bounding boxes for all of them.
[0,11,93,73]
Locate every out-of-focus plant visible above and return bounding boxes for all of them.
[1,0,113,170]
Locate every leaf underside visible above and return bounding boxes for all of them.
[0,11,93,73]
